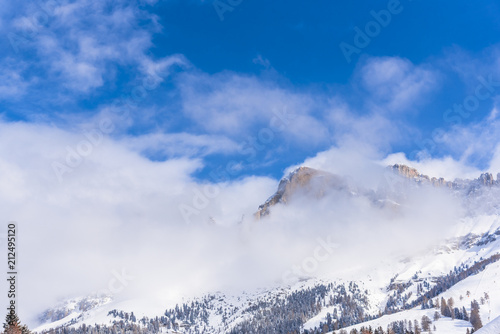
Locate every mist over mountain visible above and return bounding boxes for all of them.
[257,163,500,219]
[31,162,500,334]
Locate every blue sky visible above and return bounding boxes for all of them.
[2,0,500,182]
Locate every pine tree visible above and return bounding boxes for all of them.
[3,312,30,334]
[414,319,421,334]
[462,307,469,321]
[421,315,432,331]
[470,300,483,331]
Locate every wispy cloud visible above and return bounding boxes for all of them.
[0,60,31,99]
[358,56,439,112]
[121,132,241,158]
[6,0,163,93]
[177,70,329,143]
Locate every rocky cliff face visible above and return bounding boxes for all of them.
[390,164,500,192]
[256,164,500,218]
[390,164,452,187]
[255,167,350,219]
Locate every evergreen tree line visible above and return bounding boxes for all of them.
[306,253,498,334]
[381,253,500,314]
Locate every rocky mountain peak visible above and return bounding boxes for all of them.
[255,167,348,219]
[390,164,421,179]
[255,164,500,219]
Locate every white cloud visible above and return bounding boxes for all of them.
[139,54,189,79]
[324,100,409,151]
[359,56,439,112]
[252,54,271,68]
[120,132,241,157]
[440,45,500,91]
[383,152,482,180]
[0,64,30,99]
[177,71,330,144]
[9,0,164,93]
[412,107,500,175]
[0,118,464,329]
[487,145,500,176]
[0,97,486,330]
[0,120,281,326]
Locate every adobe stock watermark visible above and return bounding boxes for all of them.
[95,268,134,297]
[212,0,243,21]
[409,74,500,160]
[6,222,18,323]
[7,0,62,53]
[281,235,338,285]
[178,106,296,224]
[339,0,414,64]
[51,69,164,183]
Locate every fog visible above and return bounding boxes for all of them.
[0,121,472,327]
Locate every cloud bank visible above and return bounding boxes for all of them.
[0,119,472,328]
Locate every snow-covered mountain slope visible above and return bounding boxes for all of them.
[35,228,500,333]
[475,315,500,334]
[319,245,500,333]
[33,165,500,334]
[297,215,500,333]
